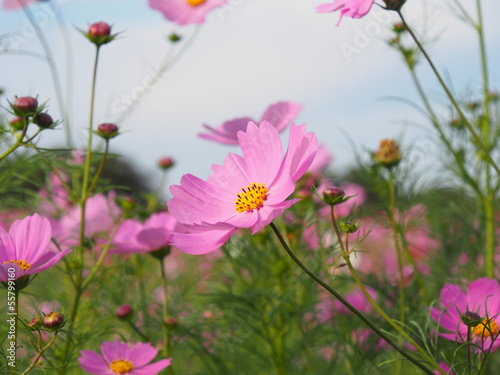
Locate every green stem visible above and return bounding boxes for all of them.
[387,173,406,327]
[127,321,151,342]
[475,0,490,136]
[86,140,110,197]
[19,0,72,147]
[397,10,500,176]
[159,258,175,375]
[0,118,30,161]
[21,332,59,375]
[268,222,439,375]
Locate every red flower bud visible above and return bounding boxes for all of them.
[34,112,54,128]
[116,304,133,320]
[43,311,64,330]
[9,116,28,131]
[97,123,119,139]
[158,157,174,170]
[12,96,38,116]
[88,22,111,37]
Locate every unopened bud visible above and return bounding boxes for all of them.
[382,0,406,11]
[9,117,28,131]
[12,96,38,116]
[158,157,174,170]
[168,33,181,43]
[392,22,405,34]
[116,304,133,320]
[97,123,119,139]
[374,139,401,168]
[43,311,64,330]
[461,311,482,327]
[34,112,54,128]
[339,220,359,233]
[322,187,347,206]
[165,317,178,328]
[84,22,116,47]
[27,317,42,331]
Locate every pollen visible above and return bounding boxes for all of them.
[110,359,134,374]
[3,259,31,271]
[472,318,499,338]
[235,183,268,213]
[186,0,206,6]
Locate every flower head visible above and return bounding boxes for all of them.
[199,101,302,145]
[169,121,318,254]
[317,0,375,25]
[149,0,227,26]
[2,0,40,10]
[79,340,172,375]
[0,214,71,283]
[430,278,500,352]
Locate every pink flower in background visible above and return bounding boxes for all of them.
[168,121,318,254]
[38,171,71,218]
[317,286,377,322]
[435,362,455,375]
[110,212,177,254]
[0,214,71,282]
[149,0,227,26]
[199,101,302,145]
[3,0,39,10]
[79,340,172,375]
[317,0,375,25]
[430,278,500,353]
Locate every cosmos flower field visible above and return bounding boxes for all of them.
[1,0,499,374]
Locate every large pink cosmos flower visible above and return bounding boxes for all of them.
[0,214,71,282]
[430,278,500,353]
[317,0,375,25]
[79,340,172,375]
[110,212,178,254]
[148,0,227,26]
[199,101,302,145]
[168,121,318,254]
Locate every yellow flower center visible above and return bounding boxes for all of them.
[235,183,268,213]
[186,0,206,6]
[110,360,134,374]
[472,318,499,338]
[2,260,31,271]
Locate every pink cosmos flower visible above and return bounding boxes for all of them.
[199,101,302,145]
[430,278,500,353]
[317,0,375,25]
[3,0,39,10]
[435,362,455,375]
[148,0,227,26]
[110,212,177,254]
[0,214,71,282]
[168,121,318,254]
[79,340,172,375]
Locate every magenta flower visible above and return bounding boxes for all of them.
[0,214,71,282]
[79,340,171,375]
[317,0,375,25]
[168,121,318,254]
[148,0,227,26]
[430,278,500,353]
[110,212,178,254]
[199,101,302,145]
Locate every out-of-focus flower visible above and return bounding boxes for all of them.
[374,138,401,167]
[199,101,302,145]
[430,278,500,353]
[96,123,119,139]
[38,172,71,218]
[149,0,227,26]
[2,0,40,10]
[169,121,318,254]
[0,214,71,283]
[110,212,177,254]
[79,340,172,375]
[317,0,375,26]
[158,157,174,170]
[316,286,377,322]
[83,21,116,46]
[434,362,455,375]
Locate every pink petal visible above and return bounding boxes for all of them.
[260,101,302,133]
[101,340,131,364]
[133,358,172,375]
[172,227,235,255]
[127,342,158,368]
[467,278,500,317]
[78,350,111,375]
[9,214,52,264]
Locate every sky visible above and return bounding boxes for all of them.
[1,0,499,199]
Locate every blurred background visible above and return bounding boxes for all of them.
[1,0,499,199]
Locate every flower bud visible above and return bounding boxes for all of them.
[97,123,119,139]
[165,317,178,328]
[382,0,406,11]
[116,304,133,320]
[461,311,482,327]
[34,112,54,128]
[321,187,348,206]
[27,317,42,331]
[374,139,401,168]
[168,33,181,43]
[392,22,406,34]
[12,96,38,116]
[9,117,28,131]
[339,220,359,233]
[158,157,174,170]
[43,311,64,330]
[84,22,116,47]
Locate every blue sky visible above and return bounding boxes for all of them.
[1,0,499,198]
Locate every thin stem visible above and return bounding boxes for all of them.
[21,332,58,375]
[159,258,175,375]
[127,321,151,342]
[397,10,500,176]
[19,0,72,147]
[268,222,439,375]
[86,140,110,197]
[0,119,30,161]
